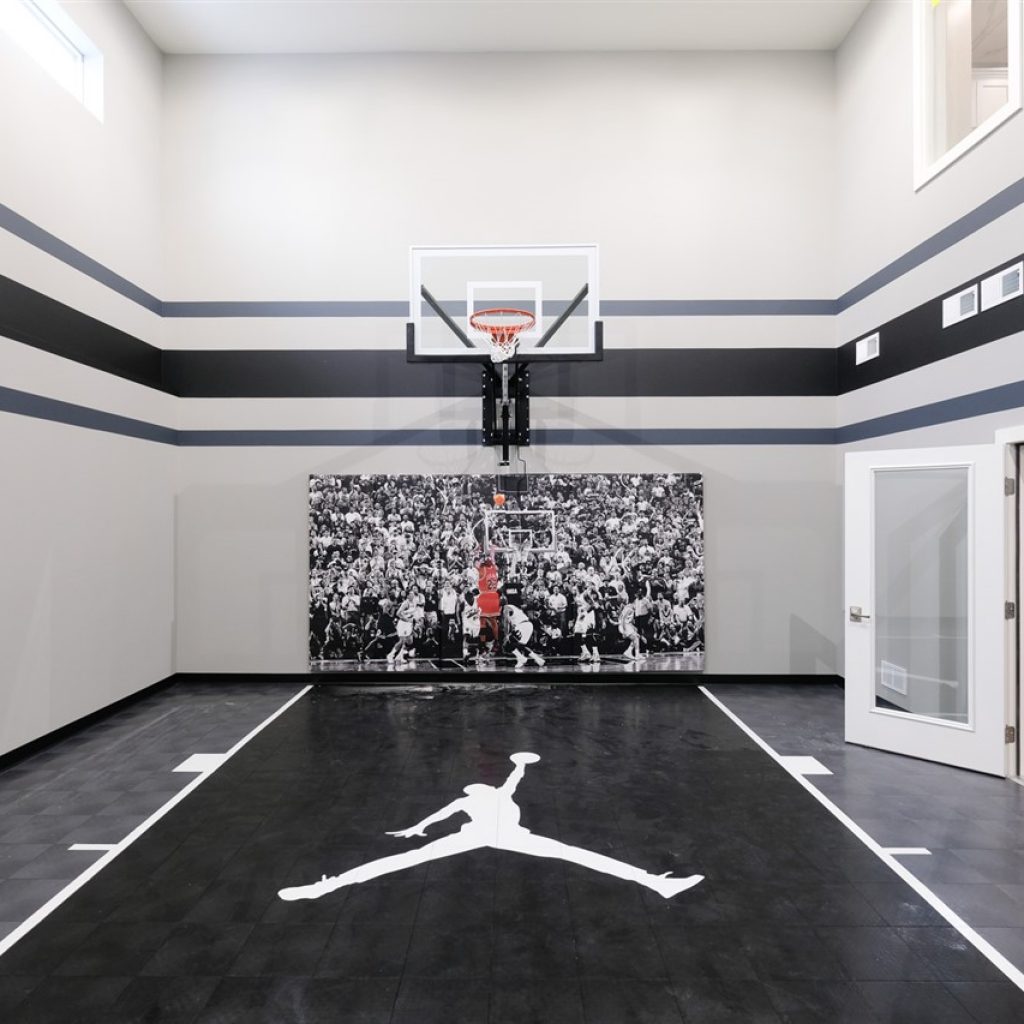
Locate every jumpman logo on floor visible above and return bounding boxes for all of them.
[278,753,703,901]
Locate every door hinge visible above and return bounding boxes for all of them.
[1006,601,1016,620]
[1006,477,1016,496]
[1006,725,1017,744]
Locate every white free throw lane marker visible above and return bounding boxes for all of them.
[68,844,117,852]
[0,684,312,959]
[779,755,832,776]
[173,753,229,773]
[883,847,932,856]
[699,686,1024,993]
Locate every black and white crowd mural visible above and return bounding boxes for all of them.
[308,473,704,670]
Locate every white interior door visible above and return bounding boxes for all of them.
[844,445,1012,776]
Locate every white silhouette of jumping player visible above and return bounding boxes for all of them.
[278,753,703,901]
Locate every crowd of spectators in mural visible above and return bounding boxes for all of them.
[308,473,704,666]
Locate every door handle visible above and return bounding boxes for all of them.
[849,606,871,622]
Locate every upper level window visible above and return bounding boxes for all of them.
[915,0,1022,187]
[0,0,103,120]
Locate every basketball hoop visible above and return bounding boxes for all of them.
[470,308,536,363]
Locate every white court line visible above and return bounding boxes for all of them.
[883,847,933,856]
[779,755,833,776]
[0,684,312,959]
[699,686,1024,993]
[68,844,117,852]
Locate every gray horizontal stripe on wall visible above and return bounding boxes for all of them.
[7,378,1024,450]
[601,299,836,317]
[0,203,163,315]
[837,174,1024,311]
[177,426,837,447]
[836,378,1024,443]
[0,385,176,445]
[8,176,1024,324]
[161,298,836,318]
[162,300,410,318]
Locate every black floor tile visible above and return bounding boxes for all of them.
[391,975,489,1024]
[196,976,399,1024]
[568,877,668,981]
[108,976,219,1024]
[814,926,938,981]
[671,977,780,1023]
[741,926,848,982]
[12,975,131,1024]
[855,981,975,1022]
[895,926,1008,983]
[763,979,881,1023]
[226,922,334,976]
[139,922,254,976]
[313,878,421,978]
[0,973,41,1015]
[489,976,585,1023]
[54,922,176,976]
[944,981,1024,1023]
[580,977,684,1023]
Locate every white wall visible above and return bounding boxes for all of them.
[175,444,841,676]
[0,0,163,296]
[0,1,171,757]
[161,50,836,344]
[0,341,176,757]
[836,0,1024,299]
[161,48,843,676]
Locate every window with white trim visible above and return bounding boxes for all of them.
[915,0,1022,188]
[0,0,103,120]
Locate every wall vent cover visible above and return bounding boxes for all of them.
[855,332,880,365]
[942,285,979,327]
[981,261,1024,311]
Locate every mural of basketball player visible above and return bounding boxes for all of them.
[574,595,599,664]
[387,595,417,664]
[503,601,545,668]
[477,556,501,657]
[619,599,642,661]
[278,753,702,901]
[461,589,481,661]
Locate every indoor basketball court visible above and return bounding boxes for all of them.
[3,1,1024,1021]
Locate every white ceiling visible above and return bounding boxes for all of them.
[123,0,872,55]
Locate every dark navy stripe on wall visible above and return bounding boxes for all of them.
[7,377,1024,448]
[161,298,837,318]
[835,378,1024,443]
[0,385,176,445]
[0,203,162,314]
[0,275,165,392]
[837,177,1024,311]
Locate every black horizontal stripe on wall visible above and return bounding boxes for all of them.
[0,275,165,392]
[178,426,836,447]
[838,253,1024,394]
[162,347,836,398]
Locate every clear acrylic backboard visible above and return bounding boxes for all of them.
[409,244,599,360]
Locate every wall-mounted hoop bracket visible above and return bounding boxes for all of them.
[404,243,603,467]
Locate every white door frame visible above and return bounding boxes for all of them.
[993,427,1023,778]
[844,442,1016,777]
